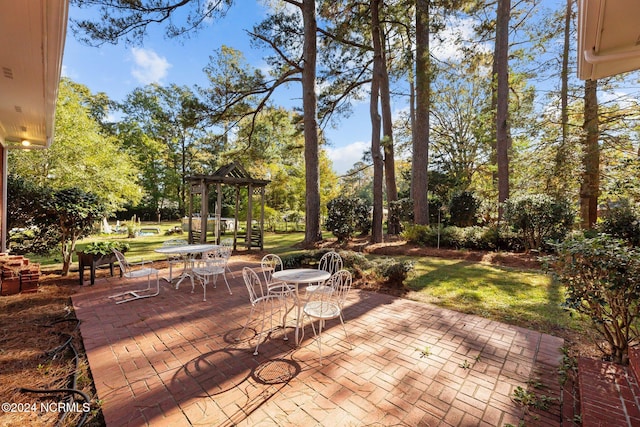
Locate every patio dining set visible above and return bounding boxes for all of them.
[107,240,352,364]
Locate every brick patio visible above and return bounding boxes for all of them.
[72,258,565,426]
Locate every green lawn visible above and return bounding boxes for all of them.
[402,257,582,334]
[30,226,583,336]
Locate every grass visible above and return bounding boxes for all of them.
[402,257,586,334]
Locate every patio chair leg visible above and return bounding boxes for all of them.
[109,272,160,304]
[253,304,270,356]
[222,274,232,295]
[340,315,352,349]
[237,306,255,342]
[317,319,324,366]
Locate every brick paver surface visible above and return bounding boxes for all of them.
[72,259,565,426]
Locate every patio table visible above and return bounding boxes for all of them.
[272,268,331,345]
[154,243,220,289]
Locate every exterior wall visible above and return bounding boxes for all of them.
[0,145,6,252]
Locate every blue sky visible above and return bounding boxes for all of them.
[61,3,370,175]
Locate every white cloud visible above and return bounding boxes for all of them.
[325,141,369,175]
[432,16,491,62]
[130,47,172,85]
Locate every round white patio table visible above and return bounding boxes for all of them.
[271,268,331,345]
[154,243,220,289]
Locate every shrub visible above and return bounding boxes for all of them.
[548,234,640,364]
[7,175,60,255]
[428,194,448,226]
[597,200,640,247]
[325,196,371,242]
[459,226,492,250]
[402,224,527,252]
[503,194,574,251]
[402,224,434,246]
[374,258,414,288]
[449,191,479,227]
[388,198,414,232]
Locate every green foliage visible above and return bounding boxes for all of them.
[548,234,640,364]
[7,175,60,255]
[263,206,280,232]
[388,198,413,231]
[374,258,414,288]
[82,241,130,256]
[279,248,412,288]
[45,188,107,275]
[596,199,640,246]
[9,78,142,214]
[283,211,303,231]
[325,196,371,242]
[512,386,554,411]
[428,194,447,225]
[449,191,479,227]
[503,194,574,251]
[402,224,458,247]
[402,224,525,252]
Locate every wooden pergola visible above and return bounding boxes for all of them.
[186,163,270,250]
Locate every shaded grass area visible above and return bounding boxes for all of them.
[403,257,587,336]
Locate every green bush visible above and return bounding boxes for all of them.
[402,224,526,252]
[402,224,434,246]
[503,194,574,251]
[388,198,414,232]
[597,200,640,247]
[449,191,479,227]
[374,258,414,288]
[428,194,448,225]
[459,226,492,250]
[325,196,371,242]
[548,234,640,364]
[281,249,413,289]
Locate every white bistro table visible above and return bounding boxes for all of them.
[271,268,331,345]
[154,243,220,288]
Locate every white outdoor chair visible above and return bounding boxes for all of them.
[238,267,288,355]
[261,254,294,297]
[109,249,160,304]
[162,238,188,281]
[319,251,343,275]
[261,254,295,323]
[191,250,232,301]
[302,269,352,365]
[218,238,234,275]
[307,250,343,294]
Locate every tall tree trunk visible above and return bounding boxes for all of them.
[370,0,384,243]
[413,0,430,225]
[301,0,322,245]
[378,20,399,235]
[550,0,572,197]
[561,0,572,147]
[495,0,511,214]
[581,79,599,229]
